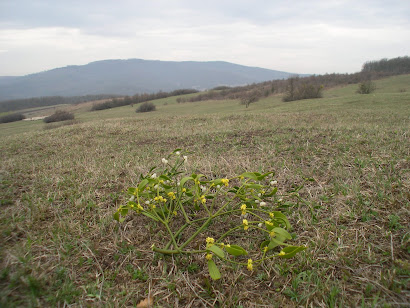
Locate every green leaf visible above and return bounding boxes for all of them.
[272,211,291,229]
[138,179,149,192]
[127,187,137,195]
[113,211,120,221]
[265,221,275,231]
[268,238,285,250]
[159,175,171,181]
[244,183,263,189]
[208,245,225,259]
[225,245,248,256]
[257,171,274,180]
[279,246,306,259]
[265,187,278,197]
[240,172,259,180]
[272,227,292,240]
[207,260,221,280]
[180,176,193,187]
[260,240,270,251]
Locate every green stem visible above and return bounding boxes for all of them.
[179,217,212,250]
[163,221,180,251]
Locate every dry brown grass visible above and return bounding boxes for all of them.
[1,78,409,307]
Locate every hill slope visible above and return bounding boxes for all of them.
[0,59,298,100]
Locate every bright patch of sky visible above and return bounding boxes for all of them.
[0,0,409,75]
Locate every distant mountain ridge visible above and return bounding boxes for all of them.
[0,59,301,100]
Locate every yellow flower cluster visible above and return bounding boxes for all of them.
[265,221,273,227]
[154,196,167,203]
[206,237,215,245]
[200,195,206,204]
[243,219,249,231]
[269,212,275,218]
[240,204,247,215]
[221,178,229,187]
[167,192,176,200]
[206,253,213,260]
[247,259,253,271]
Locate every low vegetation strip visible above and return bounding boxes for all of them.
[91,89,198,111]
[0,75,409,307]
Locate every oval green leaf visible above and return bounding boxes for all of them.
[207,259,221,280]
[208,245,225,259]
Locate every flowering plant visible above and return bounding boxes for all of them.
[114,149,306,280]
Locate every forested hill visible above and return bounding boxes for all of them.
[0,59,298,100]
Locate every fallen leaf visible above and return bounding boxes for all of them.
[136,295,154,308]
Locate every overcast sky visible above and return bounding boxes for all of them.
[1,0,409,76]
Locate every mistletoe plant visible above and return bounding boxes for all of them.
[114,149,306,280]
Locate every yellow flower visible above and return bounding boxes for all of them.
[263,246,268,253]
[137,204,144,211]
[269,212,275,218]
[200,195,206,204]
[167,192,176,200]
[221,178,229,187]
[269,231,276,238]
[265,221,273,226]
[206,253,213,260]
[182,188,187,193]
[226,244,231,248]
[243,219,249,231]
[240,204,247,215]
[173,210,177,216]
[247,259,253,271]
[206,237,215,245]
[279,250,286,256]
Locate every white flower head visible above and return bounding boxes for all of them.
[129,195,135,201]
[177,182,181,186]
[258,223,263,227]
[255,200,260,204]
[175,151,181,156]
[183,155,188,162]
[162,158,168,164]
[216,185,221,189]
[270,180,277,186]
[154,184,159,190]
[151,173,157,179]
[145,200,150,204]
[278,198,283,203]
[258,193,261,197]
[201,185,207,192]
[260,201,267,207]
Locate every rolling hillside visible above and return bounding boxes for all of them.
[0,59,300,100]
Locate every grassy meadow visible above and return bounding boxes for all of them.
[0,75,409,307]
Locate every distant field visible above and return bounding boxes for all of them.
[0,75,409,307]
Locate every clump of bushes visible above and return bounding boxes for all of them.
[43,110,75,123]
[282,77,323,102]
[357,81,376,94]
[240,91,261,108]
[91,89,198,111]
[0,113,25,123]
[136,102,156,113]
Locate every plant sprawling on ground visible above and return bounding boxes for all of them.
[116,150,305,280]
